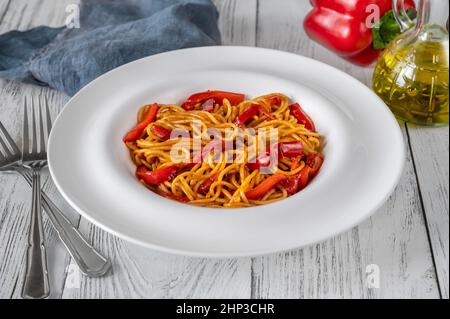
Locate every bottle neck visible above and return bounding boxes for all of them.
[416,0,449,30]
[413,0,448,43]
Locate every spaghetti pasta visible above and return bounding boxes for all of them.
[124,91,324,208]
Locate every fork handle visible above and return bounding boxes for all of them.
[22,170,50,299]
[19,171,111,277]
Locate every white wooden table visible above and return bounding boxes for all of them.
[0,0,448,299]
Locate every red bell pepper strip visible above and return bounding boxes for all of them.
[306,153,324,178]
[290,157,301,170]
[198,172,221,194]
[182,90,246,110]
[289,103,316,132]
[280,176,298,196]
[136,165,179,185]
[234,103,275,127]
[281,165,311,195]
[304,0,416,66]
[201,99,215,112]
[267,96,281,106]
[151,125,172,141]
[123,104,159,142]
[246,141,303,171]
[297,166,311,190]
[234,103,260,127]
[282,153,324,195]
[258,106,276,120]
[246,150,271,171]
[278,141,304,158]
[245,174,287,200]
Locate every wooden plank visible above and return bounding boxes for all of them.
[407,125,449,298]
[0,0,77,33]
[213,0,257,46]
[0,0,77,298]
[62,222,252,298]
[251,0,440,299]
[61,0,257,298]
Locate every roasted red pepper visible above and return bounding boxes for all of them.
[281,154,324,195]
[201,99,215,112]
[136,165,179,185]
[304,0,415,66]
[245,174,287,200]
[281,165,311,195]
[234,103,260,127]
[247,141,304,171]
[306,153,324,178]
[234,103,274,127]
[289,103,316,132]
[267,95,281,106]
[198,172,221,194]
[278,141,304,158]
[246,150,272,171]
[182,90,245,110]
[123,104,159,142]
[151,125,172,141]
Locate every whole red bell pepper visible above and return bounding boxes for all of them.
[304,0,415,66]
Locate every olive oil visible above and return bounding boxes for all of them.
[373,39,449,126]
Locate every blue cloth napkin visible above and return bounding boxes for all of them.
[0,0,221,96]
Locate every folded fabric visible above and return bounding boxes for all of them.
[0,0,221,96]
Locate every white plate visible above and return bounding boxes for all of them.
[48,46,405,257]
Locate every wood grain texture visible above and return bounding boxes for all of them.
[0,0,77,33]
[407,125,449,298]
[62,221,252,298]
[213,0,257,46]
[0,0,78,298]
[250,0,441,299]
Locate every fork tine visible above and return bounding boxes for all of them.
[31,98,38,154]
[44,96,52,141]
[0,131,12,157]
[0,124,12,157]
[23,97,29,155]
[38,100,46,153]
[0,121,20,156]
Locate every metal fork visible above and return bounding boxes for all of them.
[0,101,110,298]
[21,97,50,299]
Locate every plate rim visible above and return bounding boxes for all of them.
[48,45,406,257]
